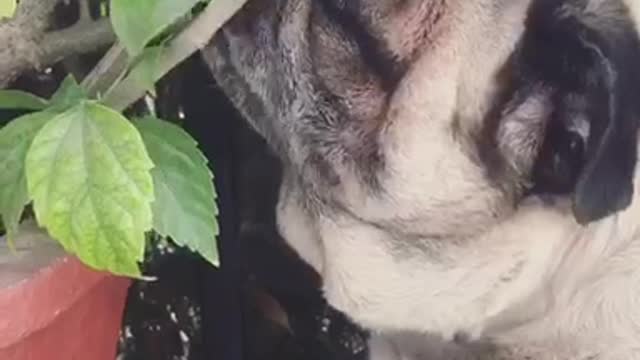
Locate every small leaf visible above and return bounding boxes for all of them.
[49,75,88,110]
[25,101,154,277]
[134,117,219,266]
[0,111,53,239]
[111,0,201,56]
[0,90,49,110]
[0,0,16,19]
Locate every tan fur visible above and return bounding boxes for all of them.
[273,2,640,359]
[204,0,640,358]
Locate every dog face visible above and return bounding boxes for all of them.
[204,0,640,232]
[203,0,640,356]
[206,0,538,239]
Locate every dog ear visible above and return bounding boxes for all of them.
[571,53,639,224]
[519,0,640,224]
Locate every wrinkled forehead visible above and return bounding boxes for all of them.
[223,0,527,109]
[316,0,450,61]
[213,0,537,149]
[223,0,522,69]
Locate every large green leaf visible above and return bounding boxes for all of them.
[25,101,154,277]
[0,90,48,110]
[110,0,201,56]
[0,111,53,239]
[134,117,218,266]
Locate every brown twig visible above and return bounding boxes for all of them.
[41,18,115,68]
[0,0,115,88]
[1,0,248,107]
[12,0,58,32]
[42,18,115,67]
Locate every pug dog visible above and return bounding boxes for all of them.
[202,0,640,359]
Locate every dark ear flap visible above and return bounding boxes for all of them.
[520,0,640,224]
[572,48,639,224]
[572,88,637,224]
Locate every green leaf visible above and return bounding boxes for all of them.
[0,111,53,240]
[111,0,201,56]
[49,75,88,110]
[134,117,218,266]
[0,0,16,19]
[0,90,49,111]
[25,101,154,277]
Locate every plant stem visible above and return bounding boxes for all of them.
[81,43,128,98]
[103,0,249,112]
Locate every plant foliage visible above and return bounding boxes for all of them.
[0,0,219,277]
[135,117,219,266]
[110,0,202,56]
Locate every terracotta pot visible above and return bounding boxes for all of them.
[0,223,131,360]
